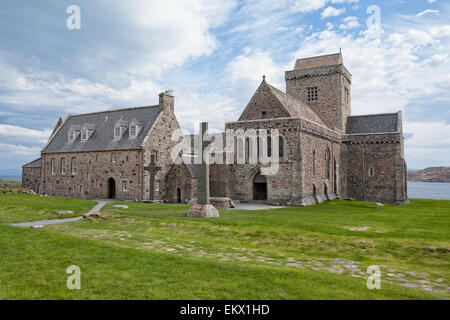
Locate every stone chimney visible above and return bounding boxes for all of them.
[159,91,174,114]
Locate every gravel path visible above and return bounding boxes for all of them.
[10,200,111,227]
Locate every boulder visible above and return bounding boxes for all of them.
[58,210,74,215]
[112,205,129,209]
[186,204,219,218]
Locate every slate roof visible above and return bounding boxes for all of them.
[267,83,326,126]
[43,106,159,153]
[346,113,399,134]
[294,52,343,70]
[23,158,42,168]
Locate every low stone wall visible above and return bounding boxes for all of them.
[0,187,37,195]
[188,197,235,209]
[0,183,22,188]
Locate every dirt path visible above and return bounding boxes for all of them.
[10,200,111,227]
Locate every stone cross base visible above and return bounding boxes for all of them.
[186,204,219,218]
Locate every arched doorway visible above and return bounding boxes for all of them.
[177,187,182,204]
[253,173,267,201]
[108,178,116,199]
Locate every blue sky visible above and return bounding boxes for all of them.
[0,0,449,173]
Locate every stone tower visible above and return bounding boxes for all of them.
[285,52,352,133]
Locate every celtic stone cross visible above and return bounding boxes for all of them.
[144,154,161,201]
[197,122,212,205]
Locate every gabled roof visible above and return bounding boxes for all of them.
[346,113,400,134]
[238,79,326,126]
[266,83,326,126]
[43,106,159,153]
[294,52,343,70]
[23,158,42,168]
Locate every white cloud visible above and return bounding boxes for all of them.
[0,143,42,157]
[404,121,450,167]
[340,16,360,30]
[225,48,284,91]
[416,9,440,17]
[292,0,328,13]
[0,124,51,144]
[321,6,346,19]
[292,0,358,13]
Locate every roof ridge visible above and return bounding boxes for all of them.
[266,82,327,125]
[68,105,159,118]
[348,112,400,118]
[295,52,341,62]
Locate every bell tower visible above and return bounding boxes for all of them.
[285,52,352,133]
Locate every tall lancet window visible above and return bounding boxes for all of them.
[325,148,331,180]
[312,150,316,176]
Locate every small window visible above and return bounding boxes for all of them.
[368,167,375,177]
[155,180,160,192]
[71,157,77,175]
[68,130,74,142]
[345,87,350,104]
[81,130,88,141]
[111,153,117,163]
[114,127,121,139]
[122,180,128,192]
[307,87,318,102]
[261,111,267,118]
[51,158,56,175]
[130,125,137,137]
[279,137,284,158]
[151,151,158,162]
[312,150,316,176]
[61,158,67,175]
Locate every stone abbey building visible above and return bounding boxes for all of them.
[22,52,408,205]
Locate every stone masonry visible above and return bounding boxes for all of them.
[23,52,408,206]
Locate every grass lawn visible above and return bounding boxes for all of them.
[0,194,95,223]
[0,194,448,299]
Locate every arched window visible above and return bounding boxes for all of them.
[312,150,316,176]
[246,138,250,163]
[237,138,244,163]
[279,137,284,158]
[325,148,331,180]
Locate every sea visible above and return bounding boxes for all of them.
[1,176,449,200]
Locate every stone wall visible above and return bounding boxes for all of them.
[141,92,181,201]
[286,64,351,133]
[342,133,408,204]
[22,167,41,192]
[41,149,141,200]
[298,119,342,205]
[165,163,195,203]
[238,81,291,121]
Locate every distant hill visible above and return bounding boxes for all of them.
[408,167,450,182]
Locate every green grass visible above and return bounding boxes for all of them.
[0,194,95,223]
[0,195,448,299]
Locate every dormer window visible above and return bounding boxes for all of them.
[114,127,122,139]
[81,130,88,141]
[68,130,75,142]
[130,125,137,138]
